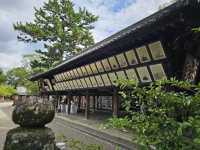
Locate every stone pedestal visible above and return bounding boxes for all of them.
[4,100,58,150]
[4,127,58,150]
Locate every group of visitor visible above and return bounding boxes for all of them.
[57,98,78,115]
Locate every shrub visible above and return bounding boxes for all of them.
[105,117,133,131]
[0,85,16,97]
[57,135,103,150]
[115,78,200,150]
[67,139,103,150]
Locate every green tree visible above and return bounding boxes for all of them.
[22,54,49,74]
[0,85,16,97]
[7,67,28,88]
[0,69,16,97]
[0,69,6,85]
[14,0,98,70]
[7,67,38,94]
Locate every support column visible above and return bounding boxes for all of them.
[67,95,72,115]
[18,95,22,101]
[96,96,99,110]
[59,95,61,111]
[78,96,81,112]
[93,96,96,112]
[56,95,59,112]
[54,95,57,112]
[85,92,90,119]
[112,89,119,117]
[100,97,102,110]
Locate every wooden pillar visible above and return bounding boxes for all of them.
[19,95,22,102]
[58,96,61,112]
[78,96,81,112]
[85,92,90,119]
[112,89,119,117]
[67,95,72,115]
[93,96,96,112]
[100,97,103,110]
[56,95,59,112]
[96,96,99,110]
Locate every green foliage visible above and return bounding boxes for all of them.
[6,67,38,94]
[0,69,6,85]
[105,117,133,131]
[57,135,103,150]
[7,67,29,87]
[14,0,98,70]
[0,68,16,97]
[22,54,49,73]
[0,85,16,97]
[113,78,200,150]
[24,80,39,95]
[192,27,200,33]
[67,139,103,150]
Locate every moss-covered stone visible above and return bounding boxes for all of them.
[12,101,55,127]
[3,127,58,150]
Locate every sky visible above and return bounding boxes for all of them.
[0,0,172,70]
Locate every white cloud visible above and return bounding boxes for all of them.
[0,0,172,70]
[73,0,172,42]
[0,40,30,69]
[0,0,47,70]
[0,53,21,70]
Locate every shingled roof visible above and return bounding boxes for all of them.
[30,0,200,81]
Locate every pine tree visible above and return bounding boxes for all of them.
[14,0,98,70]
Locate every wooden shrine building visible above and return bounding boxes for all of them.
[30,0,200,119]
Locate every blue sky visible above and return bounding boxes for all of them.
[0,0,172,70]
[112,0,135,12]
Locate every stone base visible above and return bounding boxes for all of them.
[4,127,58,150]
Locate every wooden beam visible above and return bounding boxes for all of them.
[112,89,119,117]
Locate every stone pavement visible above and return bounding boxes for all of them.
[0,102,16,150]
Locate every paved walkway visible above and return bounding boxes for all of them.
[57,112,134,142]
[0,102,16,150]
[0,102,137,150]
[53,114,137,150]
